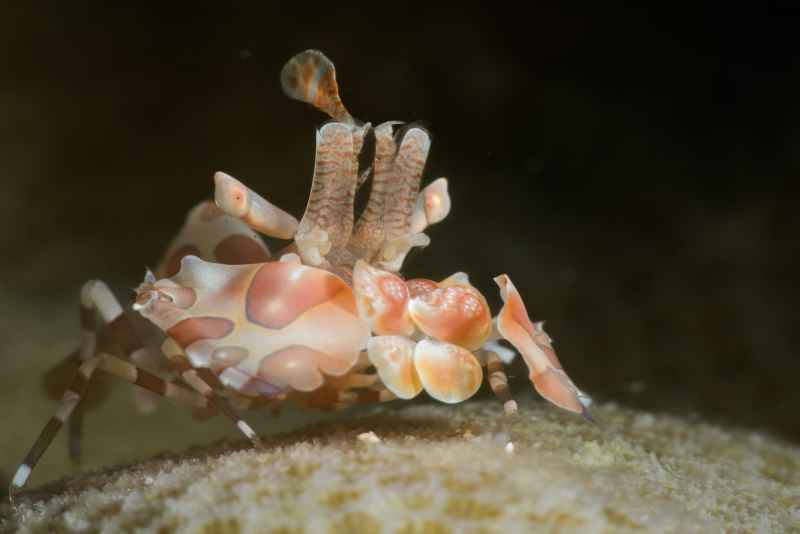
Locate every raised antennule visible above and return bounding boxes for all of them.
[349,121,399,261]
[280,49,354,123]
[377,126,433,271]
[384,126,431,242]
[294,122,360,267]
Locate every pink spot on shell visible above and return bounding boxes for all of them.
[246,262,346,330]
[167,316,234,348]
[214,234,270,265]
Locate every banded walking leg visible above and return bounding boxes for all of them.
[97,353,209,412]
[41,349,106,464]
[298,380,397,411]
[161,338,264,448]
[329,373,386,410]
[10,352,213,499]
[9,281,208,498]
[10,355,102,499]
[10,279,122,497]
[485,350,519,415]
[353,386,398,407]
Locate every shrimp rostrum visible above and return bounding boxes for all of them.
[10,50,590,498]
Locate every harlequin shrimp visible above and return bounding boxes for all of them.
[10,50,590,498]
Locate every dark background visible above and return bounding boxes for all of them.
[1,3,798,445]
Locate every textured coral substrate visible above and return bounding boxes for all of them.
[2,400,799,533]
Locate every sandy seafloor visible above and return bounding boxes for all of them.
[2,398,799,533]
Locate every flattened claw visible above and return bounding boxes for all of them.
[494,274,588,416]
[353,260,414,336]
[413,339,483,404]
[408,281,492,351]
[280,49,353,123]
[367,336,421,399]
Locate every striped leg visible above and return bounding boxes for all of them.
[332,374,398,410]
[335,386,397,411]
[64,282,156,463]
[486,351,519,415]
[10,279,120,497]
[40,349,100,464]
[97,353,209,411]
[10,354,102,499]
[354,387,397,407]
[9,352,212,500]
[9,281,209,499]
[161,338,264,448]
[69,351,205,463]
[299,382,397,411]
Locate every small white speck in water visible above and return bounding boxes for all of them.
[358,431,381,444]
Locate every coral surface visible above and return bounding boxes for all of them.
[3,400,799,533]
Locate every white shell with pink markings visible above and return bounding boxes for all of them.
[136,255,370,396]
[156,200,271,279]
